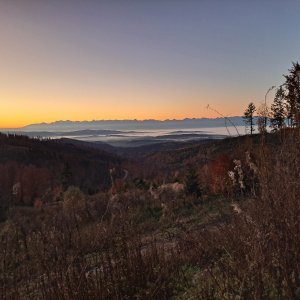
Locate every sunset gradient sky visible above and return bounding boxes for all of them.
[1,0,300,128]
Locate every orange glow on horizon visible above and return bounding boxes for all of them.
[0,84,248,129]
[0,110,243,129]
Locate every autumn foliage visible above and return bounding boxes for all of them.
[206,154,233,195]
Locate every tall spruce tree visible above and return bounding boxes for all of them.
[270,86,286,131]
[284,62,300,127]
[184,167,201,197]
[243,102,256,135]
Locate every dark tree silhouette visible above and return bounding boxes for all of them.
[184,167,201,197]
[243,102,256,135]
[270,86,286,131]
[284,61,300,127]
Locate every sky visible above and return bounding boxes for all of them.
[1,0,300,128]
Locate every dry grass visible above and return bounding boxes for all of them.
[1,130,300,299]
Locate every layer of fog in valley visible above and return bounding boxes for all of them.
[3,126,251,147]
[3,118,254,147]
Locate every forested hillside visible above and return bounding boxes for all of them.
[0,134,123,221]
[1,127,300,299]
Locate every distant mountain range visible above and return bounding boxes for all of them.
[18,117,249,132]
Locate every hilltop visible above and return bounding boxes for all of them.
[1,129,300,299]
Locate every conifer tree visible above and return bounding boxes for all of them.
[243,102,256,135]
[284,61,300,127]
[184,167,201,197]
[270,86,286,131]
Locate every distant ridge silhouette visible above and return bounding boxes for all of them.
[19,117,251,131]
